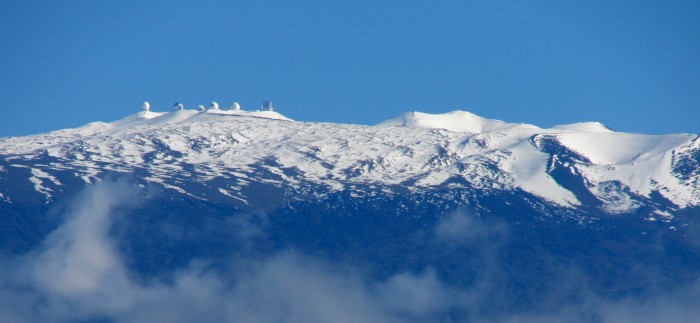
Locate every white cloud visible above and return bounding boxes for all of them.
[0,180,699,323]
[433,210,507,247]
[376,269,457,319]
[0,179,451,322]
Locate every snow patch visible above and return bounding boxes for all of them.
[652,209,674,221]
[30,168,57,201]
[218,188,249,204]
[504,140,581,206]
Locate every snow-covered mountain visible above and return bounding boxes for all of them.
[1,109,697,218]
[2,107,700,322]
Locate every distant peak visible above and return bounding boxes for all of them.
[377,110,536,133]
[552,121,614,133]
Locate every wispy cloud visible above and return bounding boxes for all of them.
[0,180,699,322]
[433,210,508,247]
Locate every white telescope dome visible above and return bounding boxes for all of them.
[230,102,241,111]
[141,101,150,112]
[198,105,206,112]
[210,101,219,110]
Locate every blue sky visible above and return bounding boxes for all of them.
[1,0,698,137]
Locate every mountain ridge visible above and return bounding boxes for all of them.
[1,109,698,217]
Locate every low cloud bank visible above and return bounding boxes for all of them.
[0,180,698,322]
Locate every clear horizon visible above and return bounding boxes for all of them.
[1,1,699,137]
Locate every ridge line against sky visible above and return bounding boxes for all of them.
[1,1,698,137]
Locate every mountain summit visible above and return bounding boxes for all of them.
[378,110,537,133]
